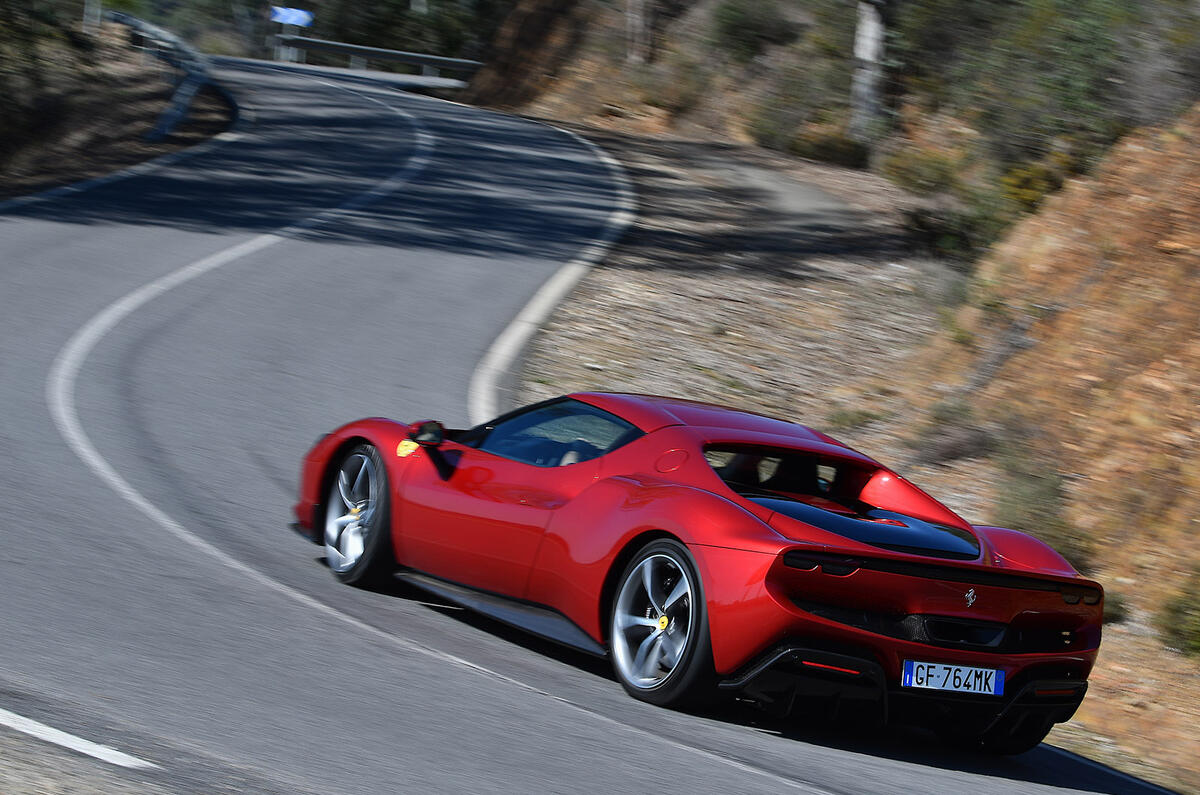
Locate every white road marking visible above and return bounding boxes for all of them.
[42,73,829,793]
[0,706,159,770]
[466,122,638,424]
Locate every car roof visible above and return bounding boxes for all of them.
[571,392,850,449]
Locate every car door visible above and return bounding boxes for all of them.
[398,399,640,598]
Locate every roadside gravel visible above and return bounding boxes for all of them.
[0,730,165,795]
[516,127,997,521]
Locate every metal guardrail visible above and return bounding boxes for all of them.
[104,11,215,141]
[273,35,483,78]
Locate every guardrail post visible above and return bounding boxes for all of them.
[82,0,102,34]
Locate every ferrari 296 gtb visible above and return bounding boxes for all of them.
[292,393,1102,754]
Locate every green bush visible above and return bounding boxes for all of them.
[826,407,885,430]
[712,0,797,62]
[1158,570,1200,656]
[929,397,973,426]
[747,64,813,150]
[880,147,962,196]
[748,45,852,152]
[1103,591,1128,624]
[892,0,1134,169]
[634,51,711,118]
[790,131,870,169]
[903,183,1021,262]
[1000,161,1064,213]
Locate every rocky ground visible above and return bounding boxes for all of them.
[516,124,1199,794]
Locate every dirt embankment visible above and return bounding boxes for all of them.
[932,107,1200,603]
[917,104,1200,786]
[0,23,232,202]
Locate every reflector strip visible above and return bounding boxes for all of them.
[1035,688,1079,697]
[801,660,861,676]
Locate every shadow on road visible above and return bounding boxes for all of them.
[1,63,907,281]
[370,573,1177,795]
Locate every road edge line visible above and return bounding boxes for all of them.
[466,123,637,424]
[0,706,159,770]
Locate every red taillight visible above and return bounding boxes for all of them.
[1034,688,1078,697]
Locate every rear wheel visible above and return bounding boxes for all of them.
[324,444,393,586]
[609,539,714,706]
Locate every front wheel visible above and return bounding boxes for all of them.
[324,444,394,586]
[609,539,714,706]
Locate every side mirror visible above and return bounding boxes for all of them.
[409,420,445,447]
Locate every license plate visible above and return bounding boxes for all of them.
[901,660,1004,695]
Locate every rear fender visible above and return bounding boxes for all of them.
[974,525,1082,578]
[526,476,787,648]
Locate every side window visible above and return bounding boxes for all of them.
[477,400,640,467]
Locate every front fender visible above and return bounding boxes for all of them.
[293,417,416,534]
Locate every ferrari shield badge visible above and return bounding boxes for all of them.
[396,440,419,458]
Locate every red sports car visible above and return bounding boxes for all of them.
[292,393,1102,753]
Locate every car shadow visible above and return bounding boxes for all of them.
[364,570,1178,795]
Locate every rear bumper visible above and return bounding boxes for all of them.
[720,642,1088,730]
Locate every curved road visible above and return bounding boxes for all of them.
[0,61,1172,794]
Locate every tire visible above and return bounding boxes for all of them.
[939,712,1054,755]
[323,444,394,586]
[608,539,714,706]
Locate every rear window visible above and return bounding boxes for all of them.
[704,444,979,560]
[703,445,870,505]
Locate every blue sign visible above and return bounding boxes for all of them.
[270,7,314,26]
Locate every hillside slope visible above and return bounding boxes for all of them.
[934,105,1200,604]
[911,105,1200,786]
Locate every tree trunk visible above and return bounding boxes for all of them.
[626,0,651,64]
[849,0,885,142]
[462,0,585,108]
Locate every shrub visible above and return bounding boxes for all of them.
[910,398,993,464]
[991,438,1093,573]
[634,51,711,117]
[880,146,962,196]
[712,0,797,63]
[1158,570,1200,656]
[1000,161,1064,213]
[747,62,813,150]
[903,183,1020,262]
[827,407,885,430]
[790,131,870,169]
[1103,591,1128,624]
[929,397,973,426]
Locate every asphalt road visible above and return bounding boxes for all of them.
[0,60,1175,794]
